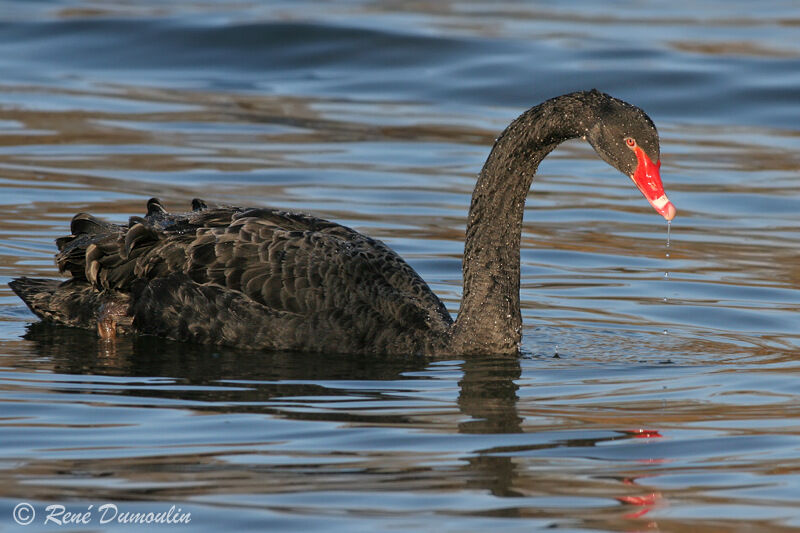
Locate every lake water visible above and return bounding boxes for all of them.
[1,1,799,531]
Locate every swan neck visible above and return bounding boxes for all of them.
[450,93,592,354]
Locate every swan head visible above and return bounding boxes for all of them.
[585,93,676,221]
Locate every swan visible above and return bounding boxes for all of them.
[10,90,676,355]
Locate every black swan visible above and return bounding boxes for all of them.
[9,90,675,355]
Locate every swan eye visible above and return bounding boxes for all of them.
[625,137,636,148]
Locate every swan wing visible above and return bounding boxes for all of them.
[55,202,451,352]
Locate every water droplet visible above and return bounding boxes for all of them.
[666,220,671,249]
[662,222,671,338]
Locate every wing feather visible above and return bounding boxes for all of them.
[47,198,452,353]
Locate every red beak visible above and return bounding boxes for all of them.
[631,147,676,221]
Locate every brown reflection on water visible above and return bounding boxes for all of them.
[668,40,799,58]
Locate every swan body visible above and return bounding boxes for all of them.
[10,90,675,355]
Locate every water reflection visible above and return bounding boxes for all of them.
[458,356,522,434]
[9,323,680,528]
[18,321,431,401]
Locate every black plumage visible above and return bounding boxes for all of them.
[9,90,669,355]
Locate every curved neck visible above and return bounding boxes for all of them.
[450,92,594,354]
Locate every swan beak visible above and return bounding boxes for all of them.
[630,147,676,221]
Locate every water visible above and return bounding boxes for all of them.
[663,222,670,319]
[1,1,799,531]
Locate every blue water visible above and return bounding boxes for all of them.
[1,1,799,531]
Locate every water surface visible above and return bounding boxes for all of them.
[1,1,799,531]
